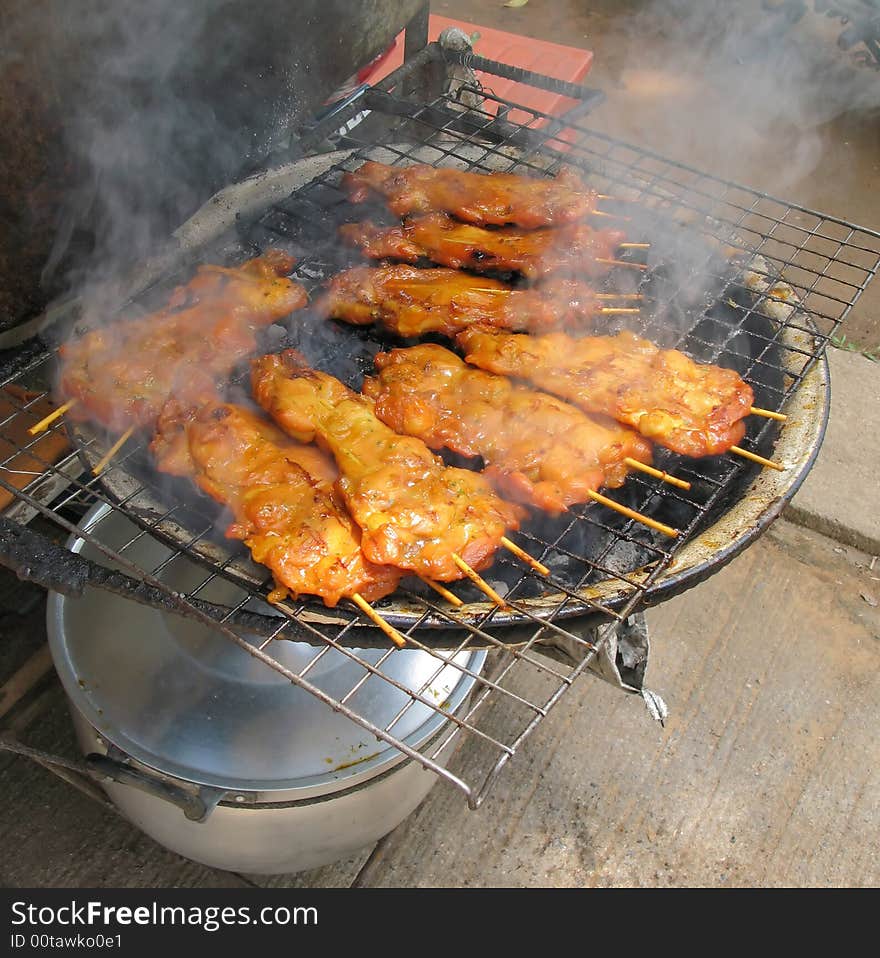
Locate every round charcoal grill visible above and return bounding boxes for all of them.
[61,143,828,639]
[1,44,877,807]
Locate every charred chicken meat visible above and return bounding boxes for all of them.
[363,343,654,514]
[341,160,601,229]
[340,214,626,281]
[251,350,524,581]
[457,327,754,458]
[59,251,307,433]
[152,397,401,607]
[320,264,617,337]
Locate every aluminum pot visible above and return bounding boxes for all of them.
[67,707,464,874]
[47,502,486,874]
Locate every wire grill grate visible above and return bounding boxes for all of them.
[1,45,878,805]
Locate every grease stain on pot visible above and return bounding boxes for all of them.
[335,750,382,771]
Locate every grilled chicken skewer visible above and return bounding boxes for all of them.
[362,343,655,514]
[340,214,628,281]
[59,250,307,434]
[320,265,636,338]
[342,160,603,228]
[251,350,524,582]
[152,396,402,609]
[457,327,755,458]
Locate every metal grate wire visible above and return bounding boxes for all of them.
[1,44,878,806]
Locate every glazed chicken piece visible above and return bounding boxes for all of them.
[341,160,600,228]
[319,265,616,337]
[152,398,401,607]
[59,250,307,433]
[251,350,524,581]
[457,327,755,458]
[363,344,654,514]
[340,214,626,281]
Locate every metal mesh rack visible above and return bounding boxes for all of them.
[1,42,879,807]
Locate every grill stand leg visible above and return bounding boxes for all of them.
[402,2,445,102]
[538,613,668,725]
[403,1,430,63]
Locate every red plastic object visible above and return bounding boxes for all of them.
[366,14,594,132]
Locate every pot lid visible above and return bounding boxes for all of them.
[47,503,484,796]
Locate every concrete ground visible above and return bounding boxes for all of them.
[1,1,878,889]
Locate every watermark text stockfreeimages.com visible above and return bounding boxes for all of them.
[10,900,318,935]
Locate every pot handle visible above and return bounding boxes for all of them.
[85,753,226,823]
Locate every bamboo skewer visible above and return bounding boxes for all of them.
[618,243,651,249]
[594,258,649,271]
[500,536,550,576]
[452,554,510,609]
[91,427,134,476]
[591,210,630,222]
[624,458,692,491]
[350,592,408,648]
[730,445,785,471]
[450,285,514,295]
[750,406,787,422]
[28,399,77,435]
[418,576,464,608]
[599,307,641,315]
[586,489,679,537]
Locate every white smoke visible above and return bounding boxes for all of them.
[582,0,880,196]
